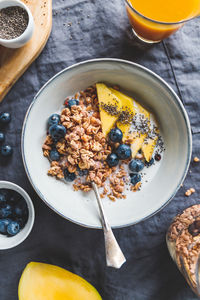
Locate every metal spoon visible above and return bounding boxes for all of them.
[92,182,126,269]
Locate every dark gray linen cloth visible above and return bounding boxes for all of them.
[0,0,200,299]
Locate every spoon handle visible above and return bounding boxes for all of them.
[92,182,126,269]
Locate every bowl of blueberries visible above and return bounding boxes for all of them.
[0,181,35,250]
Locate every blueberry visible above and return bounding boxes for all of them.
[145,158,154,166]
[9,195,17,204]
[0,132,5,143]
[49,124,66,141]
[15,218,26,229]
[106,153,119,167]
[9,191,21,204]
[78,168,88,176]
[0,193,6,206]
[14,200,28,218]
[129,159,144,173]
[7,221,20,236]
[109,128,123,143]
[129,173,135,177]
[0,219,11,234]
[188,221,200,236]
[66,99,79,108]
[1,189,10,196]
[0,112,11,124]
[49,149,60,161]
[0,204,12,218]
[0,189,10,202]
[48,114,60,127]
[0,188,9,200]
[14,206,24,218]
[1,145,13,156]
[130,174,141,185]
[64,169,76,182]
[116,144,131,160]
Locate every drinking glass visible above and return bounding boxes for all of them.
[125,0,200,43]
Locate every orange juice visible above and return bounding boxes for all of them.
[126,0,200,42]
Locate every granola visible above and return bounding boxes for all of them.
[167,205,200,295]
[42,84,162,201]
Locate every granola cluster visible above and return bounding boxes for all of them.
[42,85,134,200]
[167,205,200,289]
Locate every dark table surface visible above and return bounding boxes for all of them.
[0,0,200,299]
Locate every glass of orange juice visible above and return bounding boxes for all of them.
[125,0,200,43]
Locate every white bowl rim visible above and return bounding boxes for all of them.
[0,181,35,249]
[21,58,192,229]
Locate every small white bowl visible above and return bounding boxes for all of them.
[0,181,35,250]
[0,0,34,49]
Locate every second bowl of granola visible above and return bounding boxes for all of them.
[22,58,192,228]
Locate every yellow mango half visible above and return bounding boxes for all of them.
[109,88,136,141]
[18,262,102,300]
[96,83,122,136]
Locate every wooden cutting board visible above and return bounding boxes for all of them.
[0,0,52,102]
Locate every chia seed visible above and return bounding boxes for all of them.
[100,102,120,116]
[101,101,135,124]
[132,114,150,134]
[118,107,133,124]
[156,135,165,153]
[0,6,29,40]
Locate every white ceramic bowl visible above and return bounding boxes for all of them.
[22,58,192,229]
[0,0,34,49]
[0,181,35,250]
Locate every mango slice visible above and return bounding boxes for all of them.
[109,88,136,141]
[109,88,150,156]
[18,262,102,300]
[130,132,147,158]
[96,83,122,136]
[142,115,159,162]
[142,136,158,162]
[130,98,151,158]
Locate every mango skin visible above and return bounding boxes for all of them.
[96,83,122,136]
[18,262,102,300]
